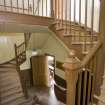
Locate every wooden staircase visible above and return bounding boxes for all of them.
[0,60,26,105]
[0,0,105,105]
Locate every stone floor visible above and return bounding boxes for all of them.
[28,86,65,105]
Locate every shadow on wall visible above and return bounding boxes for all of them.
[0,35,24,64]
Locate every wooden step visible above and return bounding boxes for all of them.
[0,68,17,72]
[5,97,26,105]
[51,21,59,25]
[1,87,23,99]
[94,95,105,104]
[71,41,97,45]
[0,83,21,93]
[0,78,20,89]
[0,72,18,78]
[1,92,24,105]
[56,28,64,31]
[0,74,19,82]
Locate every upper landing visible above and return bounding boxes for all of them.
[0,11,54,27]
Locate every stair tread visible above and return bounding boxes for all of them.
[0,83,22,93]
[0,74,19,82]
[8,97,26,105]
[100,86,105,90]
[94,95,105,104]
[1,91,24,104]
[71,41,97,45]
[56,28,64,31]
[0,86,23,98]
[0,71,18,77]
[0,78,20,87]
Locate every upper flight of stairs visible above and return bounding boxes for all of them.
[0,59,27,105]
[94,71,105,105]
[49,21,98,59]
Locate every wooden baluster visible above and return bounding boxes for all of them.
[91,56,96,104]
[33,0,34,15]
[17,0,19,13]
[79,0,81,42]
[61,0,63,27]
[4,0,6,10]
[38,0,39,15]
[28,0,29,13]
[65,0,67,34]
[91,0,95,47]
[87,72,92,105]
[73,0,76,42]
[11,0,13,11]
[63,50,81,105]
[77,71,82,105]
[42,0,43,16]
[51,0,54,17]
[22,0,24,14]
[69,0,71,36]
[46,0,47,16]
[84,0,88,52]
[14,44,19,71]
[54,0,57,19]
[58,0,60,26]
[82,69,88,105]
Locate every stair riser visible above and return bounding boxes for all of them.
[1,90,23,99]
[0,79,20,88]
[0,84,21,93]
[1,93,24,104]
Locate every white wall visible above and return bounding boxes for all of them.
[0,33,24,63]
[41,33,69,80]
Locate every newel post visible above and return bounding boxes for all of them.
[63,50,80,105]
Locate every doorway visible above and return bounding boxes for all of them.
[45,54,55,86]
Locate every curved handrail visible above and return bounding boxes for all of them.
[81,40,102,67]
[66,40,103,71]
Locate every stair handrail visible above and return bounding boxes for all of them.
[81,41,102,68]
[14,42,28,98]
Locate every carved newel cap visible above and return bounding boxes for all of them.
[63,49,80,71]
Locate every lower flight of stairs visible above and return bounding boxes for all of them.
[93,73,105,105]
[0,60,26,105]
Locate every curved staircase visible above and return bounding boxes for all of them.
[49,21,98,59]
[0,59,42,105]
[0,60,26,105]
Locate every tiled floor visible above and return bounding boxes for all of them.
[28,86,65,105]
